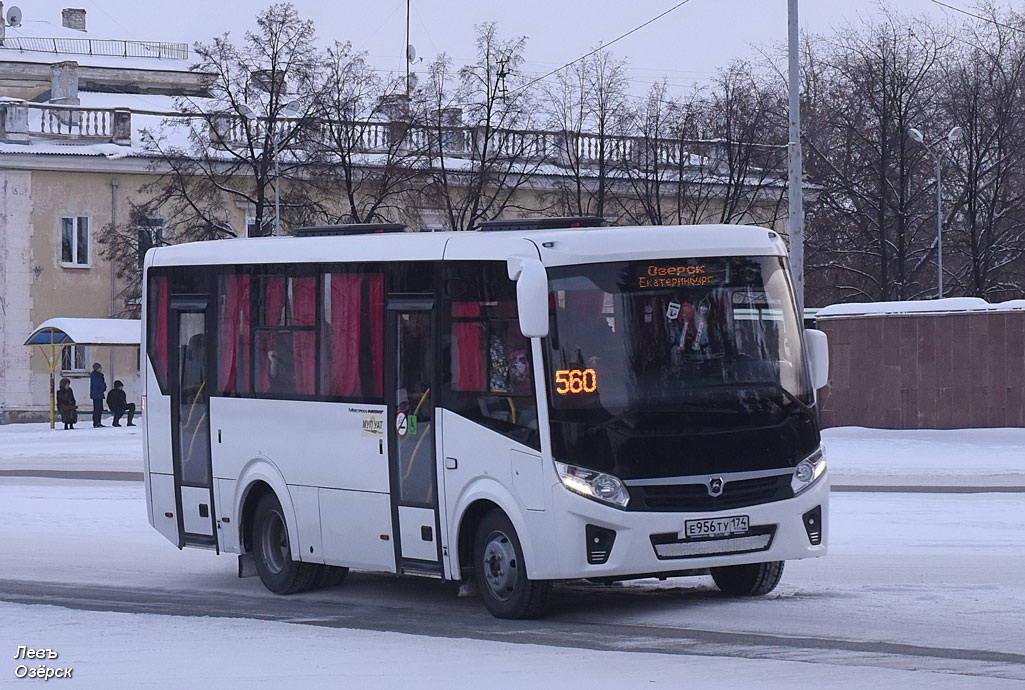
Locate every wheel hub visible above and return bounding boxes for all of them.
[261,509,289,574]
[482,531,517,601]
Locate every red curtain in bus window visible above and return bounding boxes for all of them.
[264,277,286,326]
[327,273,362,397]
[152,276,169,390]
[291,277,316,395]
[217,275,250,395]
[452,302,485,391]
[291,277,316,326]
[366,274,384,398]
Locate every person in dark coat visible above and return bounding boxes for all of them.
[56,377,78,430]
[106,380,136,427]
[90,363,107,428]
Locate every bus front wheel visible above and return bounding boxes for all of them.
[710,560,784,596]
[473,511,551,619]
[252,493,319,594]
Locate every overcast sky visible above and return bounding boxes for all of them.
[16,0,985,95]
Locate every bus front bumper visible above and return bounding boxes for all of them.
[530,473,829,581]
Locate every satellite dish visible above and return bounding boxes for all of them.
[406,72,418,92]
[7,6,23,27]
[406,44,416,63]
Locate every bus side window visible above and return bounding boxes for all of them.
[320,271,384,400]
[215,273,251,396]
[443,262,539,450]
[253,275,317,398]
[147,273,170,393]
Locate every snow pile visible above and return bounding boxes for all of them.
[817,297,1025,318]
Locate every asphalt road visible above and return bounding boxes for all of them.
[1,576,1024,682]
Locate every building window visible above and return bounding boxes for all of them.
[137,218,164,269]
[61,345,87,373]
[61,216,90,266]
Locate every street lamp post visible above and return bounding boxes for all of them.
[238,102,300,236]
[908,126,962,298]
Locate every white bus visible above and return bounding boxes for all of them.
[142,219,830,619]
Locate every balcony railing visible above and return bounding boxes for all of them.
[0,100,131,145]
[0,37,188,61]
[207,114,715,170]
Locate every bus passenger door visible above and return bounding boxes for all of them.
[170,304,217,548]
[388,303,442,576]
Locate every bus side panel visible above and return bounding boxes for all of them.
[149,472,179,546]
[288,485,325,564]
[144,364,173,476]
[319,488,395,572]
[440,410,558,580]
[208,397,387,492]
[214,478,238,553]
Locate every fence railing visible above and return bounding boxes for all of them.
[0,100,774,170]
[0,100,131,145]
[207,115,722,170]
[0,37,188,60]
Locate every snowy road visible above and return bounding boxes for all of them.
[2,424,1024,687]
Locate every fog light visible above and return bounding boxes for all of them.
[585,524,616,565]
[803,505,823,545]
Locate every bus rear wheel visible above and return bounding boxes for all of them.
[252,493,319,594]
[473,511,551,619]
[711,560,784,596]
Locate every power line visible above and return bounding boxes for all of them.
[509,0,696,96]
[929,0,1025,35]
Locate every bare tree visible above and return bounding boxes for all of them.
[803,12,947,303]
[683,63,788,227]
[614,80,685,225]
[137,3,322,243]
[413,23,544,230]
[306,42,422,225]
[940,6,1025,299]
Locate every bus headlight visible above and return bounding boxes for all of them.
[791,447,826,495]
[555,461,630,509]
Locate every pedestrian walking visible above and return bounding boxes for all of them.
[90,362,107,427]
[56,377,78,430]
[106,380,136,427]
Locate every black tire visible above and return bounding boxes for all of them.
[252,493,319,594]
[473,510,551,619]
[711,560,784,596]
[314,565,350,590]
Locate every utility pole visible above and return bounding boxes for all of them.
[405,0,411,97]
[787,0,805,315]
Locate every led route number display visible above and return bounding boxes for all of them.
[554,368,598,395]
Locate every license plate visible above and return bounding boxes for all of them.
[684,515,750,539]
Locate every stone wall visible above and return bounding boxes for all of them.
[0,171,35,420]
[817,311,1025,429]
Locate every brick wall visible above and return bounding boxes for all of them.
[817,311,1025,429]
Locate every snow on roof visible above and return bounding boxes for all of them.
[0,18,194,71]
[24,318,141,346]
[816,297,1025,319]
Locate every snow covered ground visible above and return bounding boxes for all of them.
[1,423,1024,687]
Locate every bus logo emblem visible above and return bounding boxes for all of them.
[707,477,725,497]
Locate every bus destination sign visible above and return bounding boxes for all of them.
[635,262,726,290]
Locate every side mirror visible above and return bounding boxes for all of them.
[804,329,829,390]
[507,256,550,338]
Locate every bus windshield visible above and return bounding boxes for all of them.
[546,256,811,434]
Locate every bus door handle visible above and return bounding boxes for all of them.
[444,457,458,470]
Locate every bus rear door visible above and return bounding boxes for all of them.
[387,299,443,576]
[169,299,218,548]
